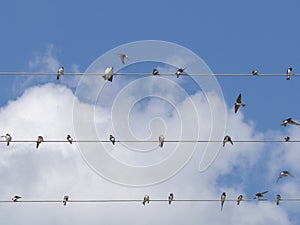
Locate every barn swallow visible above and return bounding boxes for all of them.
[66,135,73,144]
[276,194,281,205]
[152,69,159,75]
[36,136,44,149]
[276,170,294,183]
[234,93,246,113]
[118,53,129,64]
[1,133,12,146]
[57,67,64,80]
[221,192,226,211]
[223,135,233,147]
[168,193,174,205]
[252,70,258,75]
[12,196,22,202]
[253,191,268,199]
[143,195,150,205]
[237,195,243,205]
[102,67,114,82]
[176,68,185,78]
[281,118,300,127]
[63,195,69,206]
[284,136,290,142]
[286,67,292,80]
[159,135,165,147]
[109,135,115,145]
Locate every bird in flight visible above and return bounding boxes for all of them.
[109,135,115,145]
[66,135,73,144]
[102,67,114,82]
[152,69,159,75]
[168,193,174,205]
[253,191,268,200]
[36,136,44,149]
[176,68,185,78]
[276,170,294,183]
[118,53,129,64]
[63,195,69,206]
[221,192,226,211]
[234,93,246,113]
[12,196,22,202]
[276,194,281,205]
[159,135,165,147]
[252,70,258,75]
[223,135,233,147]
[143,195,150,205]
[57,67,64,80]
[286,67,293,80]
[281,118,300,127]
[1,133,12,146]
[237,195,243,205]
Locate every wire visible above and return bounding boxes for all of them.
[0,72,298,77]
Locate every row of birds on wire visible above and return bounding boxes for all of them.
[52,53,296,81]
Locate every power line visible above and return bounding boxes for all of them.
[0,72,298,77]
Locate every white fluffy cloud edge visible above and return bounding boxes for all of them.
[0,80,299,225]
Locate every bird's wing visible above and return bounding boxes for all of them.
[286,171,295,177]
[290,120,300,125]
[236,94,242,103]
[261,191,268,194]
[234,104,240,113]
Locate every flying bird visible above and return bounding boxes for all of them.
[63,195,69,206]
[1,133,12,146]
[109,135,115,145]
[152,69,159,75]
[223,135,233,147]
[286,67,293,80]
[221,192,226,211]
[176,68,185,78]
[12,196,22,202]
[36,136,44,149]
[118,53,129,64]
[66,135,73,144]
[276,170,294,183]
[237,194,243,205]
[234,93,246,113]
[143,195,150,205]
[252,70,258,75]
[281,118,300,127]
[57,67,64,80]
[253,191,268,199]
[276,194,281,205]
[168,193,174,205]
[159,135,165,147]
[102,67,114,82]
[284,136,290,142]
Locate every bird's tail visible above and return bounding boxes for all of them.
[242,104,246,107]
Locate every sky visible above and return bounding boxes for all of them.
[0,0,300,224]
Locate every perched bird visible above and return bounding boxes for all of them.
[234,93,246,113]
[102,67,114,82]
[286,67,293,80]
[159,135,165,147]
[221,192,226,211]
[118,53,129,64]
[1,133,12,146]
[276,194,281,205]
[36,136,44,149]
[284,136,290,142]
[223,135,233,147]
[66,135,73,144]
[63,195,69,206]
[276,170,294,183]
[12,196,22,202]
[281,118,300,127]
[237,195,243,205]
[57,67,64,80]
[168,193,174,205]
[252,70,258,75]
[152,69,159,75]
[253,191,268,199]
[142,195,150,205]
[176,68,185,78]
[109,134,115,145]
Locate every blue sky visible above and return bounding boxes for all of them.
[0,0,300,224]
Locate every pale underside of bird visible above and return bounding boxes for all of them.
[152,69,159,75]
[237,195,243,205]
[168,193,174,204]
[63,195,69,206]
[143,195,150,205]
[281,118,300,127]
[286,67,292,80]
[223,135,233,147]
[118,53,129,64]
[66,135,73,144]
[159,135,165,147]
[1,133,12,146]
[102,67,114,82]
[176,67,185,78]
[109,135,115,145]
[234,93,246,113]
[254,191,268,199]
[12,195,22,202]
[276,170,294,183]
[276,194,281,205]
[57,67,64,80]
[221,192,226,211]
[252,70,258,75]
[36,136,44,149]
